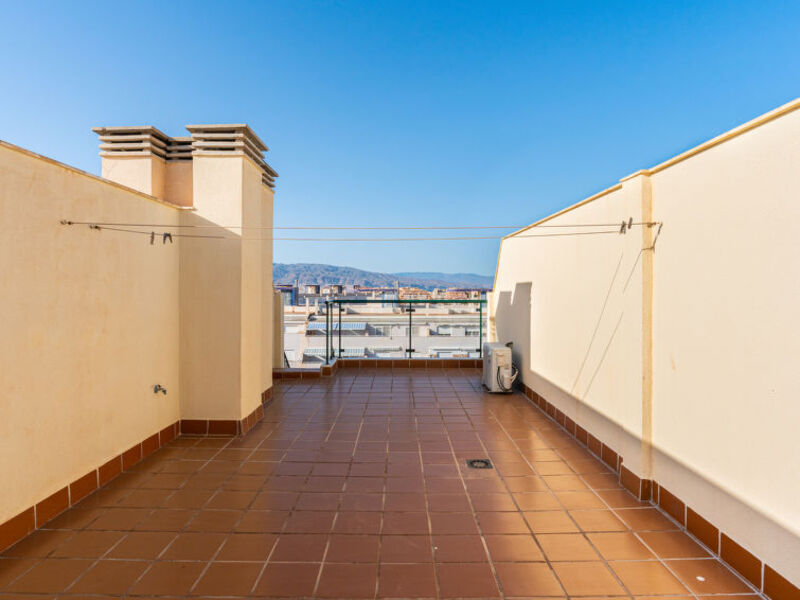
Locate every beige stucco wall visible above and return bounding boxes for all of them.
[179,155,244,421]
[0,142,181,524]
[0,138,276,527]
[178,154,277,422]
[649,105,800,582]
[100,154,165,199]
[492,99,800,585]
[494,181,648,476]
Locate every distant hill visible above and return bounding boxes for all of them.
[273,263,493,289]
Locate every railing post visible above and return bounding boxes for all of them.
[338,301,342,358]
[408,302,413,359]
[325,300,330,365]
[478,301,483,358]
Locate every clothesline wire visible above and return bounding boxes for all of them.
[81,224,628,241]
[61,220,658,230]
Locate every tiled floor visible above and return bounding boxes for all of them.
[0,369,764,599]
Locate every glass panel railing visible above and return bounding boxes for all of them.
[280,297,487,368]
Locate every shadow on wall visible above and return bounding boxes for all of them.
[494,282,531,372]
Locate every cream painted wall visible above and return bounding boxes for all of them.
[100,155,165,199]
[1,137,276,527]
[0,143,181,524]
[650,106,800,581]
[165,161,193,207]
[179,155,244,421]
[492,99,800,585]
[494,183,648,475]
[240,159,265,419]
[178,154,274,421]
[261,188,276,387]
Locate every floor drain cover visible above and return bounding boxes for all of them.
[466,458,493,469]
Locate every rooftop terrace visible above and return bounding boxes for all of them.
[0,369,761,599]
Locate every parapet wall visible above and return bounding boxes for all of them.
[0,124,277,550]
[492,98,800,595]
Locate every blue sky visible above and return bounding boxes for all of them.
[2,1,799,276]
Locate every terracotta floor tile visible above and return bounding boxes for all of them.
[0,372,768,598]
[250,491,298,510]
[128,562,206,596]
[427,493,472,512]
[327,534,380,562]
[596,489,650,508]
[514,492,562,511]
[135,508,195,531]
[383,512,429,534]
[85,508,149,530]
[271,534,328,562]
[524,510,579,533]
[570,509,628,532]
[161,532,226,560]
[6,559,92,593]
[68,559,148,594]
[611,560,690,595]
[235,510,289,532]
[587,532,654,560]
[50,531,124,558]
[42,507,103,530]
[537,533,599,561]
[295,492,341,510]
[429,512,478,535]
[484,534,544,562]
[192,561,262,596]
[116,488,172,507]
[350,463,387,477]
[317,563,378,598]
[381,535,433,563]
[425,478,463,493]
[433,535,488,562]
[385,492,427,511]
[504,476,548,493]
[334,511,383,534]
[666,558,754,594]
[542,475,589,491]
[617,508,679,531]
[347,477,385,493]
[206,490,258,510]
[638,530,711,558]
[108,531,176,559]
[186,509,242,532]
[437,562,500,598]
[0,558,38,588]
[1,529,72,558]
[284,510,336,533]
[163,489,214,509]
[495,562,564,596]
[216,533,277,560]
[555,490,606,509]
[378,563,437,598]
[552,562,626,596]
[476,511,530,534]
[340,493,384,511]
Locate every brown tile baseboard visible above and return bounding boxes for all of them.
[180,385,273,437]
[517,379,799,600]
[276,358,484,378]
[0,420,179,553]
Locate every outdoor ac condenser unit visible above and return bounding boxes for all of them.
[482,342,519,393]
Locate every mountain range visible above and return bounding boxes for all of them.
[273,263,493,289]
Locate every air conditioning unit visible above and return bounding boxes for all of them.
[482,342,519,393]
